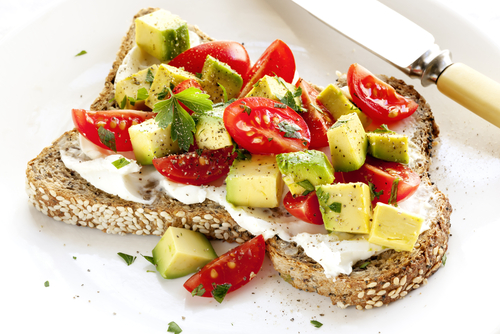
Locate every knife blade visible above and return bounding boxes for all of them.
[291,0,500,128]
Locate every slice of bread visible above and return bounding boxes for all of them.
[25,8,451,309]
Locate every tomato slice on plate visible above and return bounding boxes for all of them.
[283,191,323,225]
[152,146,235,185]
[239,39,296,97]
[184,235,266,298]
[296,78,336,149]
[347,63,418,122]
[168,41,251,79]
[72,109,154,152]
[342,156,420,205]
[224,97,310,154]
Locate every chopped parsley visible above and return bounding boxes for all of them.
[240,104,252,115]
[191,284,206,297]
[120,96,127,109]
[141,254,154,265]
[442,253,447,266]
[310,320,323,328]
[359,261,370,269]
[117,252,136,266]
[316,187,329,203]
[232,143,251,161]
[44,281,50,287]
[218,83,228,102]
[372,124,394,134]
[97,126,117,152]
[278,121,302,139]
[296,179,315,196]
[157,87,169,100]
[112,157,130,169]
[145,68,155,84]
[136,87,149,101]
[75,50,87,57]
[211,283,232,303]
[153,86,212,152]
[167,321,182,334]
[368,181,383,201]
[328,202,342,213]
[388,178,400,206]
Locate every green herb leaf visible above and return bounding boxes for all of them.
[329,202,342,213]
[73,256,77,260]
[278,121,302,139]
[171,100,196,152]
[141,254,154,265]
[388,178,400,206]
[372,124,394,134]
[240,104,252,115]
[191,284,206,297]
[293,86,303,98]
[218,83,228,103]
[310,320,323,328]
[97,126,117,152]
[117,252,137,266]
[136,87,149,101]
[297,179,315,191]
[442,253,447,266]
[158,87,169,100]
[316,187,329,203]
[75,50,87,57]
[279,90,304,113]
[232,143,252,161]
[332,119,349,129]
[174,87,213,114]
[167,321,182,334]
[368,182,384,201]
[120,96,127,109]
[154,98,175,128]
[274,103,287,108]
[128,96,136,106]
[112,157,131,169]
[211,283,232,303]
[44,281,50,287]
[108,97,115,104]
[145,68,155,84]
[359,261,370,269]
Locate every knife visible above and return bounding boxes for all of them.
[291,0,500,128]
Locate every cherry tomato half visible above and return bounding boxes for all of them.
[296,78,336,149]
[152,146,236,185]
[239,39,296,97]
[223,97,311,154]
[72,109,154,152]
[283,191,323,225]
[342,156,420,205]
[168,41,251,79]
[347,63,418,122]
[184,235,266,298]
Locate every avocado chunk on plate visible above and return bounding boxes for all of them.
[115,65,158,110]
[200,55,243,103]
[245,75,301,105]
[367,131,409,164]
[194,105,232,150]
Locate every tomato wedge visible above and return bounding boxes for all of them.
[239,39,296,97]
[72,109,154,152]
[342,156,420,205]
[173,79,204,115]
[184,235,266,298]
[347,63,418,122]
[296,78,336,148]
[152,146,235,185]
[224,97,310,154]
[168,41,251,79]
[283,191,323,225]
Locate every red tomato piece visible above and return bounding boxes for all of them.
[283,191,323,225]
[173,79,204,115]
[223,97,310,154]
[296,78,336,149]
[347,63,418,122]
[239,39,296,97]
[152,146,236,185]
[184,235,266,298]
[72,109,154,152]
[342,156,420,205]
[168,41,251,79]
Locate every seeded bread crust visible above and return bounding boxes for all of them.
[266,78,452,310]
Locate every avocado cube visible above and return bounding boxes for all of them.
[317,84,370,127]
[200,55,243,103]
[276,150,334,196]
[367,132,409,164]
[135,9,190,61]
[327,112,368,172]
[226,155,283,208]
[246,75,301,105]
[194,106,232,150]
[146,64,200,108]
[128,118,180,165]
[152,226,218,279]
[368,203,424,251]
[115,65,158,110]
[316,183,372,234]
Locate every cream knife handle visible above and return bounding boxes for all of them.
[437,63,500,127]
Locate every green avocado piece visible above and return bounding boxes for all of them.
[128,118,180,165]
[367,132,409,163]
[226,155,283,208]
[146,64,200,108]
[317,84,371,127]
[368,203,424,251]
[246,75,301,105]
[135,9,190,61]
[152,226,218,279]
[115,65,158,110]
[276,150,334,196]
[316,183,372,234]
[327,112,368,172]
[194,105,232,150]
[200,55,243,103]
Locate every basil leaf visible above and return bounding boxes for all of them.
[329,202,342,213]
[117,252,136,266]
[211,283,232,303]
[310,320,323,328]
[112,157,130,169]
[167,321,182,334]
[191,284,206,297]
[75,50,87,57]
[278,121,302,139]
[97,126,117,152]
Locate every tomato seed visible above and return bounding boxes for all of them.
[119,120,127,130]
[210,269,218,279]
[227,262,236,269]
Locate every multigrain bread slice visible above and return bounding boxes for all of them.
[25,8,451,309]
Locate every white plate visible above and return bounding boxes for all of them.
[2,0,500,333]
